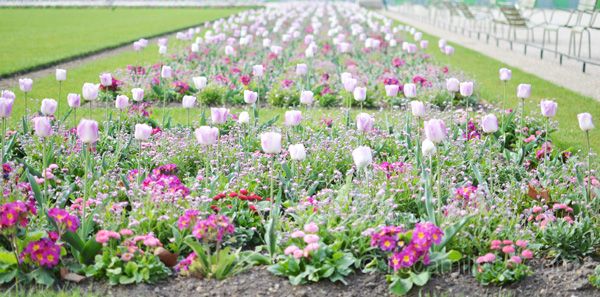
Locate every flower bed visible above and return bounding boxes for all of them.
[0,2,599,296]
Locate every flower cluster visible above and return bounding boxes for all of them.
[48,207,80,233]
[454,185,478,201]
[20,238,61,268]
[370,222,443,271]
[212,189,264,202]
[178,213,235,244]
[523,203,574,228]
[0,201,35,230]
[284,222,320,259]
[477,239,533,265]
[141,164,190,199]
[376,161,410,179]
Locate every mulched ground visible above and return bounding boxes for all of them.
[68,258,599,297]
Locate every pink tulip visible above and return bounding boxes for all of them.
[384,84,399,97]
[260,132,282,154]
[284,110,302,126]
[194,126,219,145]
[243,90,257,104]
[19,78,33,92]
[424,119,447,143]
[517,84,531,99]
[459,81,474,97]
[446,78,459,93]
[499,68,512,81]
[134,124,152,141]
[481,114,498,133]
[343,78,357,92]
[193,77,207,90]
[210,108,229,124]
[40,99,57,116]
[410,101,426,118]
[0,97,14,118]
[161,66,172,79]
[67,94,81,108]
[82,83,99,101]
[300,90,314,105]
[352,146,372,169]
[356,113,374,132]
[99,73,112,87]
[77,119,99,144]
[33,117,52,138]
[403,83,417,98]
[252,64,264,77]
[540,100,557,118]
[115,95,129,110]
[131,88,144,102]
[182,96,196,109]
[577,113,594,131]
[296,64,308,76]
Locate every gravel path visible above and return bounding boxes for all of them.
[381,8,600,102]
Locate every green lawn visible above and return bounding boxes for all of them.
[405,21,600,152]
[0,7,245,76]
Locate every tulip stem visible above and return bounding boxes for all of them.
[187,109,191,129]
[586,131,591,203]
[1,117,5,162]
[57,81,62,122]
[81,143,88,238]
[544,118,549,181]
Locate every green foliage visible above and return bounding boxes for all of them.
[473,262,532,286]
[268,245,356,285]
[84,250,171,285]
[198,85,226,106]
[267,86,300,107]
[589,265,600,289]
[539,217,600,262]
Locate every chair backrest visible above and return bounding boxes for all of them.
[455,3,475,19]
[499,5,527,26]
[442,1,461,16]
[577,0,597,11]
[518,0,536,10]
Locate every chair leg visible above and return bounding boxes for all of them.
[554,30,559,58]
[586,29,591,59]
[578,31,583,58]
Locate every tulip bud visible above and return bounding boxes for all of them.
[115,95,129,110]
[540,100,557,118]
[260,132,282,154]
[238,111,250,124]
[577,113,594,131]
[517,84,531,99]
[182,96,196,109]
[82,83,99,101]
[300,90,314,105]
[244,90,258,104]
[499,68,512,81]
[353,87,367,102]
[55,69,67,81]
[77,119,99,144]
[296,64,308,76]
[410,101,426,118]
[424,119,447,143]
[19,78,33,92]
[289,143,306,161]
[67,93,81,108]
[356,113,374,132]
[252,65,264,77]
[211,107,229,124]
[0,97,14,118]
[284,110,302,127]
[99,73,112,87]
[459,81,474,97]
[195,126,219,145]
[161,66,172,79]
[134,123,152,141]
[481,114,499,133]
[131,88,144,102]
[446,78,460,93]
[421,139,436,156]
[41,99,58,116]
[352,146,373,169]
[193,76,207,90]
[403,83,417,98]
[384,84,399,97]
[33,117,52,138]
